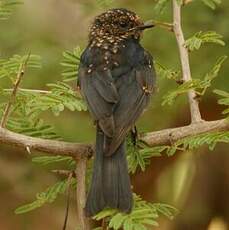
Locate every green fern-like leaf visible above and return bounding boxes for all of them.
[7,116,61,139]
[175,131,229,152]
[201,0,221,9]
[0,54,41,80]
[127,137,168,173]
[162,56,227,106]
[15,179,74,214]
[0,0,22,20]
[154,0,170,14]
[214,89,229,116]
[21,82,87,116]
[155,61,180,81]
[159,130,229,157]
[32,155,74,166]
[93,194,178,230]
[185,31,225,51]
[200,56,227,95]
[0,91,61,139]
[151,203,179,220]
[96,0,113,8]
[162,79,201,105]
[61,47,82,82]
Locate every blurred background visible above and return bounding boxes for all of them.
[0,0,228,229]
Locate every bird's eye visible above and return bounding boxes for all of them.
[95,19,102,26]
[119,21,128,28]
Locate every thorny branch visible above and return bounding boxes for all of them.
[0,119,228,158]
[172,0,202,123]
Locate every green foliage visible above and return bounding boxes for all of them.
[96,0,113,8]
[28,81,87,116]
[32,155,76,171]
[15,179,75,214]
[61,47,82,82]
[176,0,183,5]
[1,81,87,117]
[93,194,178,230]
[0,0,22,20]
[157,131,229,158]
[0,54,41,80]
[200,55,227,94]
[139,131,229,158]
[154,0,170,14]
[0,91,61,139]
[175,131,229,152]
[214,89,229,116]
[162,79,199,105]
[185,31,225,51]
[162,56,227,105]
[127,137,168,173]
[201,0,221,9]
[127,137,145,173]
[154,0,222,15]
[155,61,180,81]
[32,155,74,166]
[7,116,60,139]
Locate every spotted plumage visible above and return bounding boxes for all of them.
[78,8,156,217]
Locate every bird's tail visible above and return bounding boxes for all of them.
[85,127,133,217]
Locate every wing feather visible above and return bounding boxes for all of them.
[107,64,154,155]
[79,67,117,136]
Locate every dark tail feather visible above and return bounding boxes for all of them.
[85,128,105,216]
[85,128,133,217]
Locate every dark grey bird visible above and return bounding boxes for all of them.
[78,8,156,217]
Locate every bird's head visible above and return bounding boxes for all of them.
[89,8,154,44]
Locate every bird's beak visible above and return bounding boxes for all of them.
[128,21,155,32]
[137,21,155,30]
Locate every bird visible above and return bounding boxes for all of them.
[78,8,156,217]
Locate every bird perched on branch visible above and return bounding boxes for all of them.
[78,8,156,217]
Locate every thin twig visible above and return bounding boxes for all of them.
[151,20,174,32]
[76,157,90,230]
[172,0,202,123]
[3,88,50,94]
[0,53,31,128]
[52,170,76,177]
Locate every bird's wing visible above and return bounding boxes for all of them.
[78,66,119,137]
[107,51,155,155]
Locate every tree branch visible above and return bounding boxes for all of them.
[142,119,229,146]
[172,0,202,123]
[76,158,90,230]
[0,127,93,159]
[1,119,228,158]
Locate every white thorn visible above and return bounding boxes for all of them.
[26,146,31,154]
